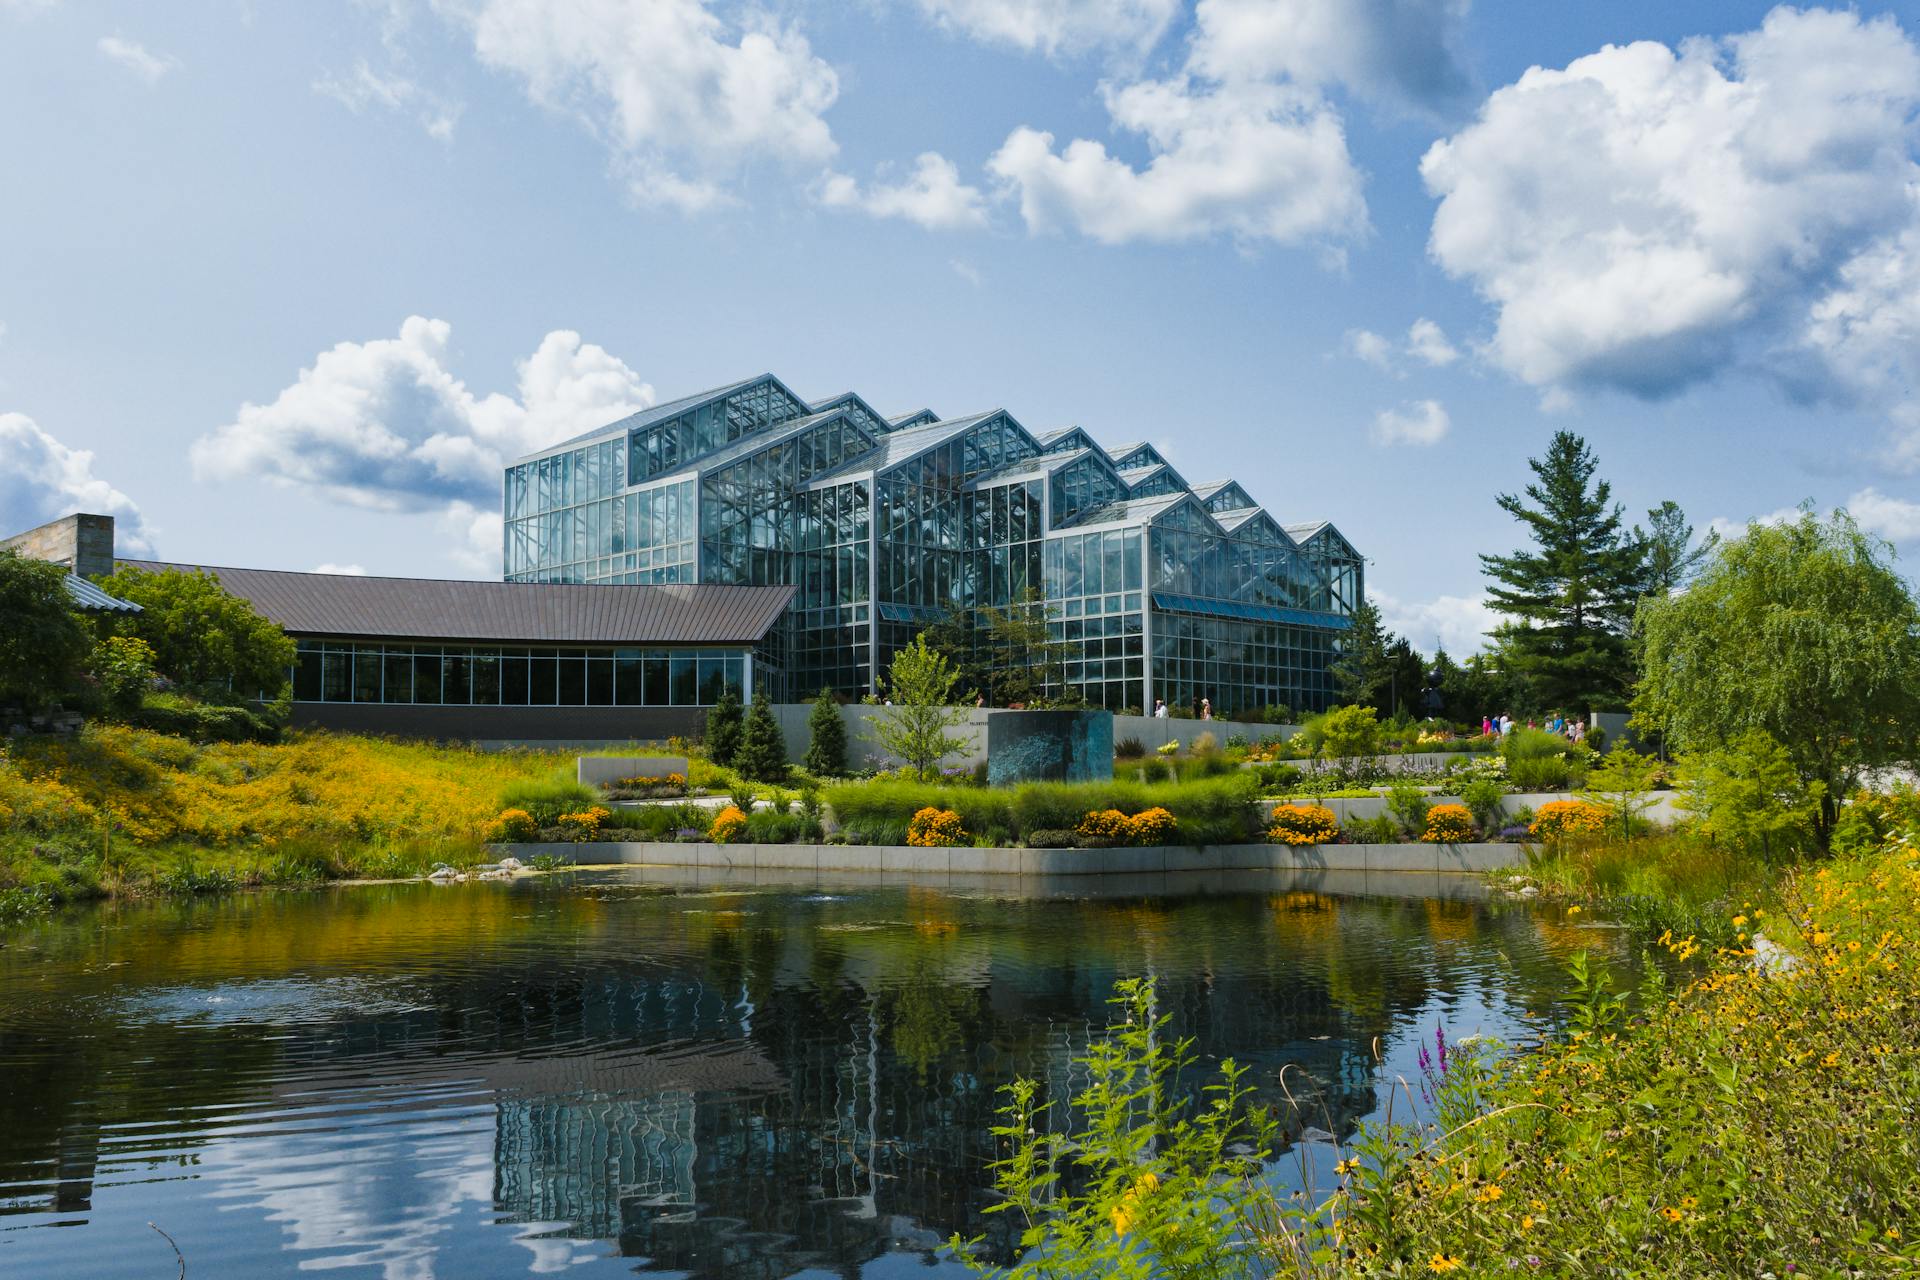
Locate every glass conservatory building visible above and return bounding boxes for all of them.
[504,374,1362,715]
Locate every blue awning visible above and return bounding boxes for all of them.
[1151,592,1350,630]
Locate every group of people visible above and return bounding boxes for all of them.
[1151,697,1212,720]
[1482,713,1585,743]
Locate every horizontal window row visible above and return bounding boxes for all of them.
[290,645,747,707]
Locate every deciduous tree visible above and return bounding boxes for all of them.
[868,635,971,780]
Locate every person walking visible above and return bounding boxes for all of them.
[1154,699,1169,719]
[1201,697,1212,721]
[1481,715,1492,738]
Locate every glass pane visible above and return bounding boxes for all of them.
[615,654,644,706]
[413,655,442,705]
[293,649,321,702]
[354,649,382,703]
[529,656,557,705]
[443,653,471,705]
[556,656,585,706]
[644,656,670,705]
[670,656,697,705]
[383,652,413,704]
[698,656,727,704]
[587,658,614,705]
[471,654,500,705]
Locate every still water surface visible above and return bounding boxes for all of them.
[0,870,1628,1279]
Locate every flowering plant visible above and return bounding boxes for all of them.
[1268,803,1338,845]
[1422,802,1476,844]
[1530,798,1606,839]
[1156,740,1181,757]
[1128,806,1177,845]
[1076,808,1133,845]
[907,806,967,847]
[709,804,748,844]
[481,807,537,843]
[554,807,610,842]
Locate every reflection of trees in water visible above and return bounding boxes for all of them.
[0,881,1622,1279]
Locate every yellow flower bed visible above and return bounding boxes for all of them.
[1128,806,1177,845]
[1529,798,1606,839]
[481,808,537,843]
[554,807,610,842]
[1268,802,1338,845]
[907,806,967,847]
[1075,808,1133,845]
[1421,802,1475,844]
[709,804,749,844]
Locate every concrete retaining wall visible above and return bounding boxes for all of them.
[770,704,993,771]
[1110,714,1299,753]
[577,756,688,786]
[504,839,1524,876]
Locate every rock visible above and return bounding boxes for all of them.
[1298,1126,1336,1144]
[1751,933,1800,976]
[427,865,459,881]
[1518,885,1539,898]
[498,856,524,871]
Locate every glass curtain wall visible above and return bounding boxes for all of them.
[291,640,748,707]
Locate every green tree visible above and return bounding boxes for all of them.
[868,634,971,780]
[1634,510,1920,850]
[1676,728,1824,861]
[978,589,1074,707]
[91,634,156,717]
[96,565,296,698]
[1634,500,1717,597]
[734,687,788,783]
[0,549,91,711]
[1331,600,1392,708]
[803,686,847,776]
[704,685,744,767]
[1303,703,1380,772]
[1481,431,1647,710]
[1579,747,1666,842]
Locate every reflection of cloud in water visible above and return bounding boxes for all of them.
[199,1092,495,1280]
[117,977,427,1026]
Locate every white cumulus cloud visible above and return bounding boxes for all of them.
[1406,317,1459,366]
[0,413,157,555]
[191,317,654,518]
[97,35,177,84]
[907,0,1178,57]
[1422,3,1920,464]
[1191,0,1475,115]
[1847,486,1920,541]
[1372,588,1498,655]
[440,0,840,211]
[315,60,463,142]
[1371,399,1450,446]
[819,152,988,230]
[1343,328,1394,370]
[989,78,1364,247]
[1344,318,1460,372]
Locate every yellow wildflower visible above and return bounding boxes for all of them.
[1428,1254,1464,1272]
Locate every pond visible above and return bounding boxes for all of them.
[0,870,1633,1279]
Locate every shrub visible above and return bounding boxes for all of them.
[1075,809,1132,847]
[1141,758,1174,783]
[1128,806,1177,845]
[554,807,610,842]
[1458,776,1509,830]
[481,807,537,843]
[804,687,847,775]
[1115,736,1145,759]
[735,688,789,783]
[1024,828,1076,848]
[728,782,756,812]
[131,695,282,744]
[704,686,743,767]
[906,806,966,847]
[499,777,600,826]
[1342,813,1399,843]
[1531,798,1607,839]
[1156,739,1180,756]
[709,805,748,843]
[1422,802,1475,843]
[1255,762,1303,790]
[1385,780,1431,835]
[1508,753,1577,791]
[1268,803,1337,845]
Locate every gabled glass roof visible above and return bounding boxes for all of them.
[1063,491,1222,533]
[1107,442,1167,470]
[671,408,875,480]
[801,410,1014,489]
[887,408,940,430]
[524,373,787,460]
[1197,480,1258,512]
[1037,426,1098,455]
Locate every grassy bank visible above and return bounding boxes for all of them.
[0,726,569,911]
[1497,831,1783,947]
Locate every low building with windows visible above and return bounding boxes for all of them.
[504,374,1362,716]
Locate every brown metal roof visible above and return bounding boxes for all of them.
[116,560,794,645]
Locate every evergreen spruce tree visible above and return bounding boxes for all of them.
[735,687,789,783]
[804,686,847,776]
[1329,601,1424,717]
[1480,431,1646,710]
[704,685,743,768]
[1634,499,1716,597]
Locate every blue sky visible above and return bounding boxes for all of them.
[5,0,1920,654]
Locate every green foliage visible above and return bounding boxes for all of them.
[1675,728,1823,861]
[498,776,599,826]
[90,635,155,716]
[1342,813,1399,843]
[868,635,971,780]
[734,687,789,783]
[703,686,743,768]
[1303,703,1380,765]
[1579,746,1666,840]
[1634,508,1920,850]
[952,978,1295,1280]
[823,774,1258,847]
[1331,601,1425,716]
[1481,430,1650,709]
[131,691,283,743]
[1457,776,1509,831]
[1635,498,1717,596]
[803,687,848,775]
[1384,780,1430,836]
[0,549,92,711]
[96,565,297,698]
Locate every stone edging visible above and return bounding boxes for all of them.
[496,840,1526,876]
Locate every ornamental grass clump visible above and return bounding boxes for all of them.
[708,805,748,844]
[1268,802,1338,846]
[907,806,966,847]
[1421,802,1475,844]
[1529,798,1606,840]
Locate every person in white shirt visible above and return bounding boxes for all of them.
[1153,699,1169,718]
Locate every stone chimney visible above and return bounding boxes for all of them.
[0,513,117,579]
